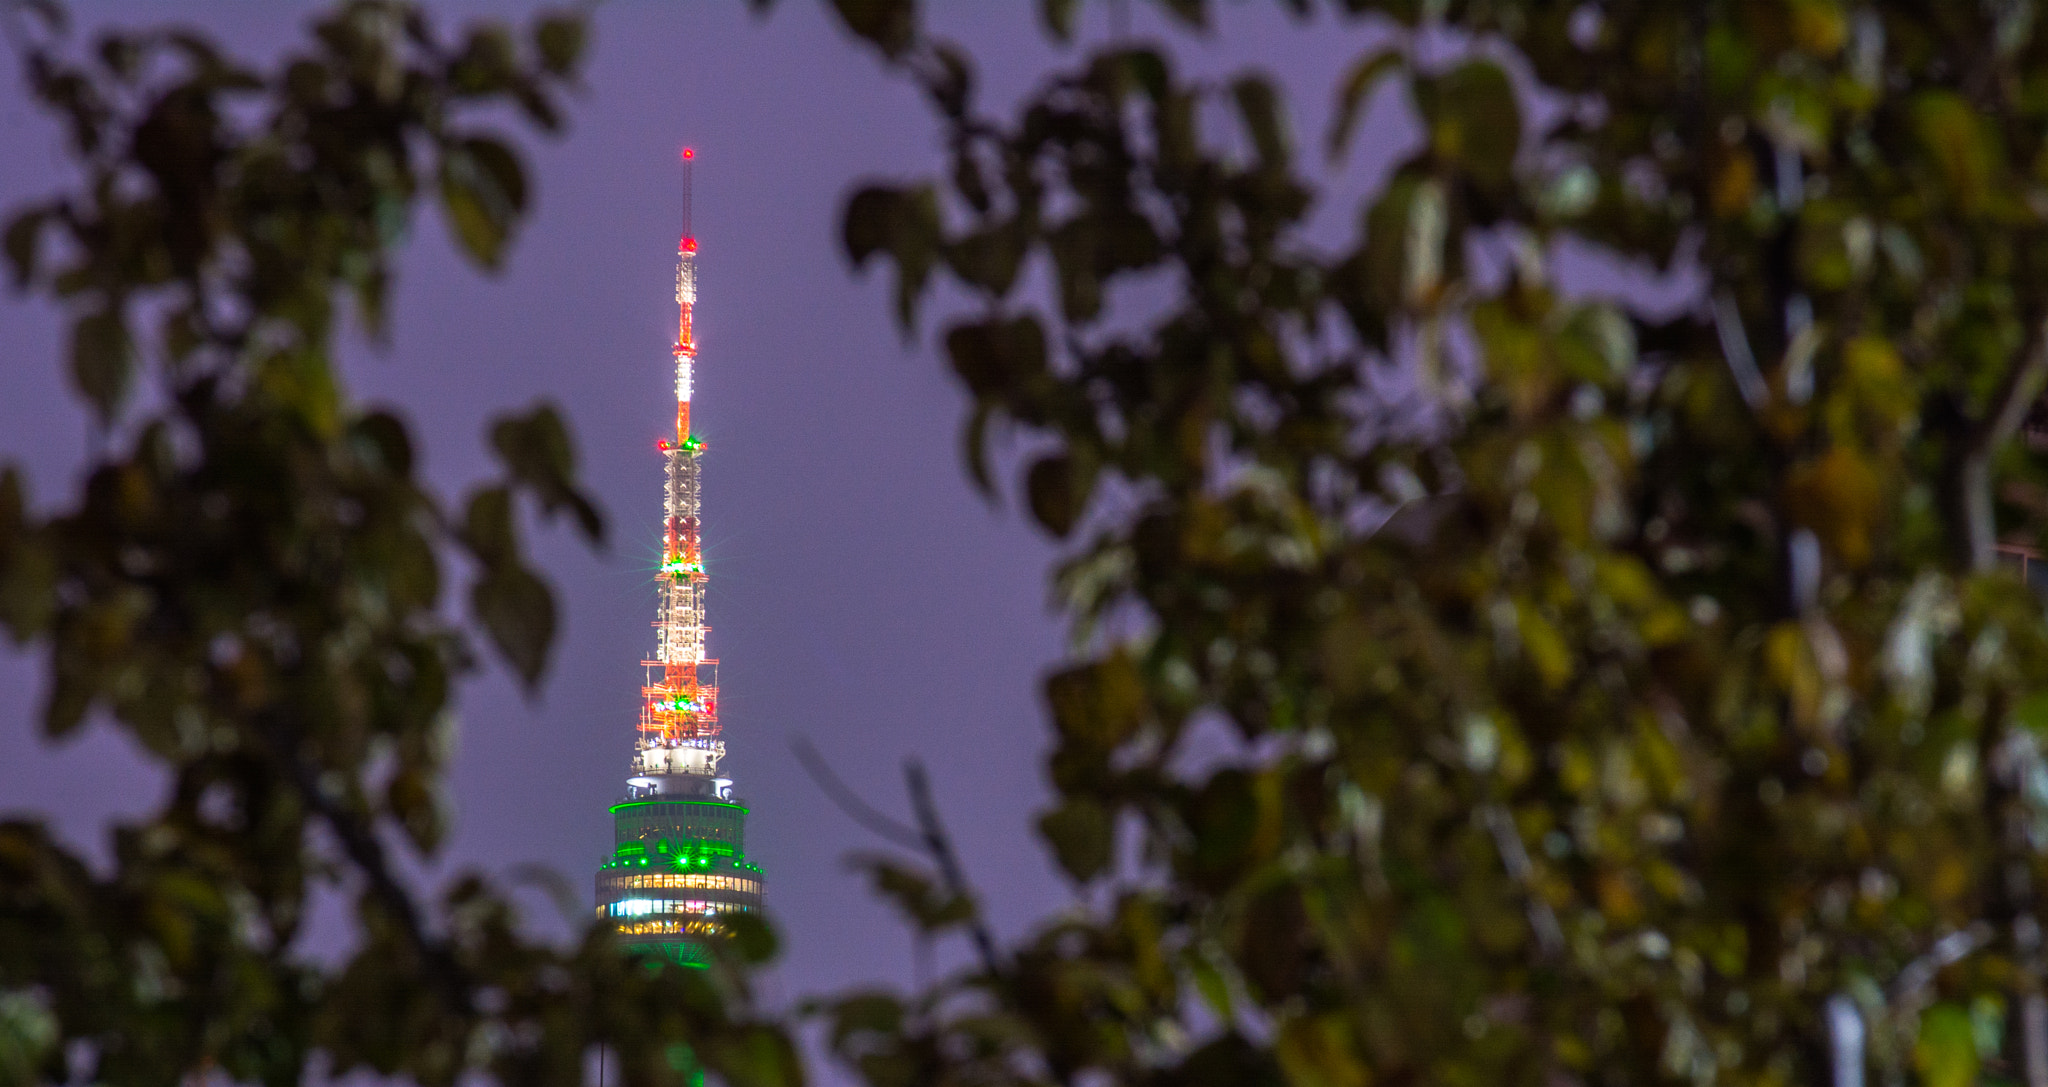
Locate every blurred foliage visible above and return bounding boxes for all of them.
[814,1,2048,1086]
[23,0,2048,1086]
[0,3,794,1086]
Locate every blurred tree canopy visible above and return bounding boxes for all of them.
[16,1,2048,1087]
[0,3,790,1085]
[819,1,2048,1087]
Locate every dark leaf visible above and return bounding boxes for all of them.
[1038,796,1113,881]
[1232,75,1290,165]
[440,138,528,268]
[1026,451,1093,537]
[463,486,516,567]
[1414,60,1521,195]
[843,185,903,267]
[1154,0,1210,31]
[68,309,132,419]
[942,215,1024,295]
[720,910,780,965]
[4,208,50,289]
[1041,0,1081,40]
[490,403,604,542]
[534,14,587,76]
[472,562,556,688]
[829,0,916,58]
[1045,650,1147,751]
[944,314,1047,400]
[1327,48,1403,162]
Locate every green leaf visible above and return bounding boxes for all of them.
[720,910,780,965]
[827,991,905,1048]
[254,349,341,436]
[68,308,132,419]
[0,991,58,1087]
[490,403,603,542]
[1276,1013,1369,1087]
[1913,91,2001,214]
[533,14,586,76]
[0,471,55,642]
[440,138,527,268]
[472,562,556,688]
[1044,649,1146,751]
[944,218,1029,295]
[1038,796,1113,881]
[463,486,516,567]
[854,855,975,932]
[385,767,446,853]
[350,411,415,475]
[1414,59,1521,195]
[1916,1002,1979,1087]
[1327,49,1403,162]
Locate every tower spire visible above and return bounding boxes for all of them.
[638,145,717,778]
[597,149,764,970]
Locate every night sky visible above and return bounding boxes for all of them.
[0,0,1378,1017]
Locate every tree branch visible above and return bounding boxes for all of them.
[791,736,926,851]
[905,760,1005,981]
[273,730,473,1016]
[1956,318,2048,570]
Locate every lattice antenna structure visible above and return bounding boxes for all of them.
[634,145,721,782]
[596,148,763,972]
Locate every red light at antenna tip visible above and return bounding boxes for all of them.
[681,147,695,160]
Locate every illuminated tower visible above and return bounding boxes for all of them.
[595,149,764,967]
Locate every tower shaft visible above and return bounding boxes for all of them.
[598,151,762,969]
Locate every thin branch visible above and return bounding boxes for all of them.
[1890,922,1994,1008]
[1479,803,1563,959]
[790,736,926,851]
[905,760,1005,980]
[1712,290,1769,413]
[275,736,473,1015]
[1957,317,2048,570]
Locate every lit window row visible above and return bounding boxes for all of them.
[604,873,761,894]
[616,919,724,937]
[602,898,762,918]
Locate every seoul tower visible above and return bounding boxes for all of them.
[595,149,764,967]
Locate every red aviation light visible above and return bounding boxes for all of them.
[681,147,695,160]
[678,237,697,253]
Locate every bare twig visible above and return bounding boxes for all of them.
[1826,994,1865,1087]
[791,736,926,851]
[1480,803,1563,959]
[905,760,1005,980]
[1956,318,2048,570]
[1891,922,1994,1008]
[1713,291,1769,413]
[290,757,475,1013]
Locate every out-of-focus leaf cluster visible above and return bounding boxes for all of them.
[816,1,2048,1086]
[0,3,795,1086]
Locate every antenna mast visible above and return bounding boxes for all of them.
[636,145,719,781]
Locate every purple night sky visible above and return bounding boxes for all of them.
[0,0,1378,1020]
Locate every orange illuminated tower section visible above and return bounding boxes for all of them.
[595,149,763,968]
